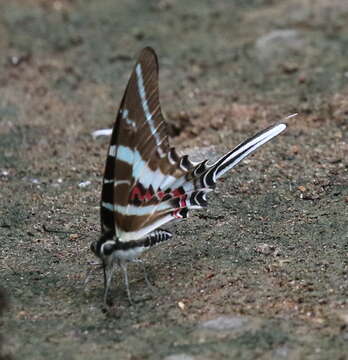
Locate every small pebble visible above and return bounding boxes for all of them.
[178,301,185,310]
[91,128,112,138]
[164,354,194,360]
[78,180,91,188]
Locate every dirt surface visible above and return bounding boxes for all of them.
[0,1,347,359]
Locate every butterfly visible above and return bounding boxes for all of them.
[90,47,290,305]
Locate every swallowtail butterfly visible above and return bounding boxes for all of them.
[90,47,289,305]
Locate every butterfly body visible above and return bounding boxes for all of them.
[91,47,289,305]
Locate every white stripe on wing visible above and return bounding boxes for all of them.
[113,145,178,190]
[136,64,165,157]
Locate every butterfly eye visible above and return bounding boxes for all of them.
[101,241,115,256]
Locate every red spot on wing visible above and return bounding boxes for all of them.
[144,189,153,201]
[131,185,187,208]
[171,187,187,208]
[179,195,187,208]
[157,191,165,200]
[172,188,184,197]
[130,186,142,200]
[131,184,158,202]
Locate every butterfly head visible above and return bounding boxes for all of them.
[90,231,118,305]
[90,231,117,260]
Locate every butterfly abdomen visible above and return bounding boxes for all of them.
[143,229,173,247]
[115,229,172,250]
[113,229,173,262]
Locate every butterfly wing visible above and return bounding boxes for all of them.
[117,122,287,242]
[101,47,188,240]
[101,47,287,243]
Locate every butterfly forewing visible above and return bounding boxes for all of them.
[101,48,190,240]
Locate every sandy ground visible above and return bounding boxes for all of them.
[0,0,347,359]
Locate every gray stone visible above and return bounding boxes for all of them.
[164,354,195,360]
[199,316,248,331]
[255,29,306,63]
[274,346,290,357]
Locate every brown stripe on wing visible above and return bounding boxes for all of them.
[128,50,170,174]
[115,47,170,160]
[155,148,188,179]
[115,208,177,235]
[133,48,169,152]
[112,159,133,207]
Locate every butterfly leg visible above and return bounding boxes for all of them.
[83,261,102,291]
[133,259,154,290]
[120,261,133,305]
[103,262,114,306]
[141,262,153,290]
